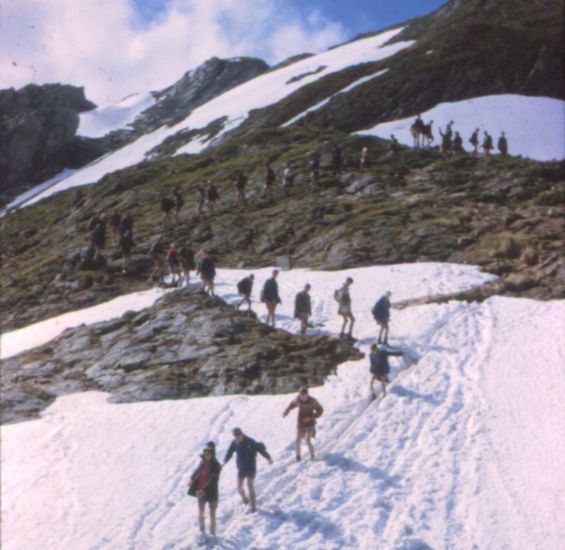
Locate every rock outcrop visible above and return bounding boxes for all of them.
[0,287,362,424]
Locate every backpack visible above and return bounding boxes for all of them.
[334,288,342,302]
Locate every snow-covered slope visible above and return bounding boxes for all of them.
[358,95,565,161]
[2,263,564,550]
[77,93,156,138]
[17,28,412,209]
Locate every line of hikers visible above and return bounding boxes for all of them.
[410,114,509,156]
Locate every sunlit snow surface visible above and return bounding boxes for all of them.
[17,28,413,208]
[358,94,565,161]
[2,263,565,550]
[77,92,156,138]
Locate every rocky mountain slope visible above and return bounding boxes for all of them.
[1,287,361,424]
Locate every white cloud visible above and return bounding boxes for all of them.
[0,0,348,105]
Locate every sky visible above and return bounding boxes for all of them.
[0,0,446,106]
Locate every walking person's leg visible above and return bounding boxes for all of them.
[237,475,248,504]
[295,432,302,461]
[198,497,206,533]
[209,501,217,536]
[306,432,315,459]
[247,478,257,512]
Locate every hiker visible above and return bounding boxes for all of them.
[197,250,216,296]
[166,243,181,285]
[223,428,273,513]
[149,235,167,283]
[482,131,494,155]
[261,269,281,327]
[282,164,294,196]
[369,343,403,399]
[172,188,184,224]
[372,291,392,345]
[331,144,342,175]
[469,128,480,154]
[119,228,134,274]
[422,121,434,147]
[309,153,320,187]
[196,184,206,218]
[439,126,452,155]
[294,283,312,335]
[161,193,175,229]
[207,181,220,215]
[109,210,121,246]
[90,214,106,260]
[178,243,196,286]
[389,134,400,158]
[119,209,133,239]
[235,172,248,208]
[336,277,355,340]
[188,442,221,542]
[452,131,464,154]
[498,132,508,156]
[360,145,368,168]
[264,163,275,201]
[282,386,324,461]
[237,274,254,310]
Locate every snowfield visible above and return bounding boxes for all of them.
[357,94,565,161]
[2,263,564,550]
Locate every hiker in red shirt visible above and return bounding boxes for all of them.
[283,387,324,462]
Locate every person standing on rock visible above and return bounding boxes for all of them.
[237,274,254,310]
[235,172,248,208]
[498,132,508,156]
[172,188,184,224]
[452,131,464,154]
[372,291,392,345]
[336,277,355,340]
[178,243,196,286]
[197,250,216,296]
[161,193,175,229]
[283,386,324,462]
[294,283,312,335]
[207,180,220,215]
[119,227,134,274]
[223,428,272,513]
[166,242,181,286]
[369,343,404,399]
[89,213,106,261]
[149,235,167,283]
[482,131,494,155]
[439,126,452,155]
[469,128,480,154]
[188,442,221,543]
[119,209,134,239]
[261,269,281,327]
[196,183,206,219]
[282,164,294,197]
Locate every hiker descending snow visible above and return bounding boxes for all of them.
[335,277,355,340]
[188,442,221,542]
[237,274,254,310]
[372,291,392,345]
[223,428,272,513]
[197,250,216,296]
[261,270,282,327]
[283,386,324,462]
[294,283,312,335]
[369,343,403,399]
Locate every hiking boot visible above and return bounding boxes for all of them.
[241,495,249,505]
[296,455,301,462]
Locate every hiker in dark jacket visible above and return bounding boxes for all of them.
[237,274,254,310]
[178,244,196,286]
[197,250,216,296]
[452,131,464,154]
[369,343,403,399]
[469,128,480,154]
[188,442,221,539]
[283,386,323,461]
[161,194,175,228]
[235,172,247,208]
[223,428,272,513]
[294,283,312,334]
[483,131,494,155]
[119,210,133,238]
[372,291,392,345]
[497,132,508,156]
[261,269,281,327]
[166,243,181,286]
[90,214,106,260]
[439,126,452,155]
[331,144,343,174]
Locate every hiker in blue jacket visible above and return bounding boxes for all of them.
[369,343,403,399]
[223,428,273,513]
[372,291,392,345]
